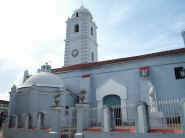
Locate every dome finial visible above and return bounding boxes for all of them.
[38,62,52,73]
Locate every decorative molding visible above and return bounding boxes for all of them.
[82,74,91,78]
[140,66,149,70]
[96,79,127,101]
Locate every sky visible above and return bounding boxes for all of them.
[0,0,185,100]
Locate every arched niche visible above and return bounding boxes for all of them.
[96,79,128,121]
[96,79,127,101]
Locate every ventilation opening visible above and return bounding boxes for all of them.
[74,24,79,32]
[76,12,79,17]
[91,52,94,61]
[91,27,93,36]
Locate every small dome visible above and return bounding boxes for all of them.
[21,72,63,88]
[72,6,93,19]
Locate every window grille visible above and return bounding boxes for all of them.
[174,67,185,79]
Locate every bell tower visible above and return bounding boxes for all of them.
[64,6,98,66]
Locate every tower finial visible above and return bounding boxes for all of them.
[81,0,84,7]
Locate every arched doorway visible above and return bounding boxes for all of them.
[103,95,121,127]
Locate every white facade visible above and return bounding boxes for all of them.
[64,6,98,66]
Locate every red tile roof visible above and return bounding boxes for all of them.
[52,48,185,73]
[0,100,9,104]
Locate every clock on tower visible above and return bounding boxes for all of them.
[71,49,79,57]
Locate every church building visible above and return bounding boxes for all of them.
[3,6,185,138]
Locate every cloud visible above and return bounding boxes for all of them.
[173,22,185,31]
[0,0,78,100]
[0,92,9,101]
[108,6,131,25]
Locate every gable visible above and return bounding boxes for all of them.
[96,79,127,101]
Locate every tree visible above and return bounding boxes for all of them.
[79,89,87,103]
[54,93,63,106]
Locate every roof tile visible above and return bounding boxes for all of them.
[52,48,185,73]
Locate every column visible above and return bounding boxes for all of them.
[80,74,91,104]
[32,112,37,129]
[75,105,89,138]
[15,115,18,128]
[97,100,103,125]
[8,116,11,128]
[24,115,29,130]
[182,100,185,134]
[103,106,112,132]
[76,106,89,132]
[121,99,127,122]
[136,102,150,133]
[48,107,62,132]
[36,113,41,130]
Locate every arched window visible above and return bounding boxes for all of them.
[91,27,93,36]
[74,24,79,32]
[76,12,79,17]
[91,52,94,61]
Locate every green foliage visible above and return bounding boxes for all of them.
[80,89,87,95]
[54,93,64,106]
[55,93,61,99]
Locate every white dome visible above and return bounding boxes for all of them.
[21,72,63,87]
[76,6,90,13]
[72,6,93,19]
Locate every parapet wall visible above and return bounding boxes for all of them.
[3,128,60,138]
[84,132,185,138]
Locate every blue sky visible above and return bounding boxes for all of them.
[0,0,185,100]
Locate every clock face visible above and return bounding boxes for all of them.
[71,49,79,57]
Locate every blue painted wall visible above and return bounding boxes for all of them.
[56,53,185,106]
